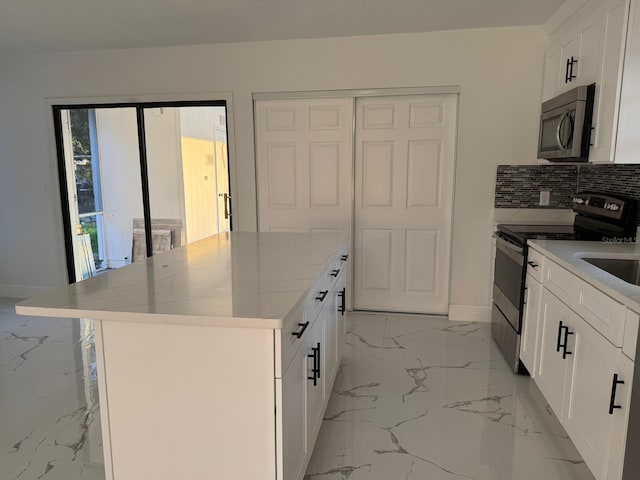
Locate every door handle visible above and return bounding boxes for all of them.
[338,287,346,315]
[218,193,231,220]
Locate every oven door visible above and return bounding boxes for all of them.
[492,234,524,333]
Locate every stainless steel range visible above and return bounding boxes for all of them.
[492,192,637,373]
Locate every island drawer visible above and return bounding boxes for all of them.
[543,260,577,306]
[527,248,545,282]
[574,279,626,347]
[306,272,331,325]
[277,302,311,377]
[623,309,639,360]
[543,258,626,347]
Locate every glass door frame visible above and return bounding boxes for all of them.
[52,99,231,284]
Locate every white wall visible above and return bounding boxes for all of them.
[180,106,225,142]
[144,107,186,222]
[95,108,144,268]
[0,27,548,316]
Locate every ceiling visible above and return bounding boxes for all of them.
[0,0,565,54]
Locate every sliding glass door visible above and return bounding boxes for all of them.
[54,101,231,283]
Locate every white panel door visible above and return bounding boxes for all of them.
[354,94,457,314]
[255,98,353,245]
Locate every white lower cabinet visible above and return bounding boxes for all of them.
[521,273,542,375]
[529,252,636,480]
[536,287,576,417]
[276,248,348,480]
[564,314,622,479]
[306,316,326,449]
[279,342,309,480]
[608,354,634,480]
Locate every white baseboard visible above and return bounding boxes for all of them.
[0,284,55,300]
[448,304,491,323]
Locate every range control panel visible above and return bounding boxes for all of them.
[572,193,627,220]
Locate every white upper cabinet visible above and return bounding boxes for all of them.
[616,0,640,163]
[542,0,630,163]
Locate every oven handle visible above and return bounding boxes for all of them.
[493,234,524,266]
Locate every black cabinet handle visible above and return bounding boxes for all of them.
[330,269,340,277]
[527,261,539,268]
[562,326,574,359]
[308,350,317,385]
[557,321,564,352]
[569,56,578,81]
[338,287,346,315]
[316,290,329,302]
[340,254,349,262]
[565,56,578,83]
[291,321,309,339]
[308,344,320,386]
[609,373,625,414]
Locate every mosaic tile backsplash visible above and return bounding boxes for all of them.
[495,165,578,208]
[495,163,640,225]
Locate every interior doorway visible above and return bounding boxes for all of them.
[54,101,232,283]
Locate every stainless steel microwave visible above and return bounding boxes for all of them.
[537,83,595,162]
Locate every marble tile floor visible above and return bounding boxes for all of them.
[0,298,104,480]
[0,298,594,480]
[305,311,595,480]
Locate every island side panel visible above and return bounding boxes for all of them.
[98,320,276,480]
[94,320,115,480]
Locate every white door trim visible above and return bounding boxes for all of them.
[253,85,461,101]
[45,92,239,230]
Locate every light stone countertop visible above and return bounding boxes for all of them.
[528,239,640,313]
[16,232,344,329]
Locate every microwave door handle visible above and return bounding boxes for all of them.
[556,112,569,151]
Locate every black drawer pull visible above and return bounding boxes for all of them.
[316,290,329,302]
[609,373,624,414]
[338,288,346,315]
[527,261,539,268]
[308,344,320,386]
[291,321,309,338]
[340,254,349,262]
[330,269,340,277]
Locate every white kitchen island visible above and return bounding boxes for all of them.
[16,232,349,480]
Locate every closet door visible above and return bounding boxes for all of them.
[254,98,353,245]
[354,94,457,314]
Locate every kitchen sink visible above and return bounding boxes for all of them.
[582,257,640,285]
